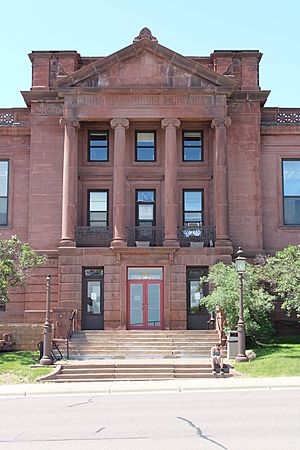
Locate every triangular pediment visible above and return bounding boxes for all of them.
[55,30,236,93]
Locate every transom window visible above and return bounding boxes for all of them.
[183,190,203,226]
[88,190,108,227]
[0,161,9,226]
[183,131,203,161]
[282,160,300,225]
[135,131,156,162]
[136,190,156,227]
[88,131,109,161]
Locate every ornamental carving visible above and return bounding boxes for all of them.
[133,27,158,43]
[161,118,181,129]
[110,118,130,129]
[0,112,15,126]
[211,117,232,129]
[277,112,300,124]
[59,118,80,128]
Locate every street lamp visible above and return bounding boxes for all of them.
[235,247,248,362]
[40,275,53,366]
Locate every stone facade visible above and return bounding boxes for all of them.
[0,28,299,335]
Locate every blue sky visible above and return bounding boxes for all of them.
[1,0,300,108]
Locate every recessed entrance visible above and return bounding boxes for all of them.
[82,268,104,330]
[187,267,209,330]
[127,267,163,329]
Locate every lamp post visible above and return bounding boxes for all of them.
[235,247,248,362]
[40,275,53,365]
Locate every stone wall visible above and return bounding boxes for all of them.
[0,324,43,351]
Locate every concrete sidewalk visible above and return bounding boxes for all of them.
[1,376,300,397]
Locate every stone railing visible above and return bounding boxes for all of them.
[261,108,300,125]
[0,109,29,127]
[126,226,164,247]
[76,226,113,247]
[178,225,216,247]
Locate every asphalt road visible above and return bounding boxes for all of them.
[0,388,299,450]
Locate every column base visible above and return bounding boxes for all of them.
[163,239,179,247]
[59,239,76,247]
[215,238,232,247]
[111,239,127,248]
[235,354,248,363]
[40,356,54,366]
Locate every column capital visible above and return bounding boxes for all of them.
[59,117,80,129]
[161,118,181,129]
[211,116,231,129]
[110,118,129,130]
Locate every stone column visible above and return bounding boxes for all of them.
[110,118,129,247]
[161,118,180,247]
[211,117,231,246]
[59,118,80,246]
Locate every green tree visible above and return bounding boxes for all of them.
[255,245,300,318]
[0,236,45,304]
[201,262,275,339]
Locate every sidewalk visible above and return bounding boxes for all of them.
[1,376,300,397]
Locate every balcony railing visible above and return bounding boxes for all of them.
[178,225,216,247]
[126,226,164,247]
[76,225,215,248]
[76,227,112,247]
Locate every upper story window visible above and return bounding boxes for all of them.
[183,131,203,161]
[88,190,108,227]
[136,190,156,226]
[183,190,203,226]
[0,160,8,226]
[88,131,109,161]
[135,131,156,162]
[282,160,300,225]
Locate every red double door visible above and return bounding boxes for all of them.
[127,279,163,329]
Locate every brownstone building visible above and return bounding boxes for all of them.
[0,28,300,337]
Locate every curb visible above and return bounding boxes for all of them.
[1,377,300,397]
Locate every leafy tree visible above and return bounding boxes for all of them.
[255,245,300,318]
[0,236,45,304]
[201,262,275,339]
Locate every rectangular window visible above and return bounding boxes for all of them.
[183,131,203,161]
[0,304,6,312]
[136,190,156,226]
[0,160,9,226]
[135,131,156,162]
[88,190,108,227]
[183,190,203,225]
[88,131,109,161]
[282,160,300,225]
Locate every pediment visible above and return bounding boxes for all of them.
[55,33,236,93]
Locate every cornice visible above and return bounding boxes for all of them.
[229,90,270,105]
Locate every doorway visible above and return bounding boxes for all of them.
[82,268,104,330]
[187,267,209,330]
[127,267,163,329]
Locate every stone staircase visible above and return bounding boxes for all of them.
[43,359,232,383]
[41,330,232,382]
[64,330,220,359]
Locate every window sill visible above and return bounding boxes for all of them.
[277,225,300,231]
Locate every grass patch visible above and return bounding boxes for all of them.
[0,351,53,384]
[235,335,300,377]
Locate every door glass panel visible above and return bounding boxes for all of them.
[130,284,143,326]
[189,280,203,314]
[128,267,163,280]
[87,281,101,314]
[147,284,160,327]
